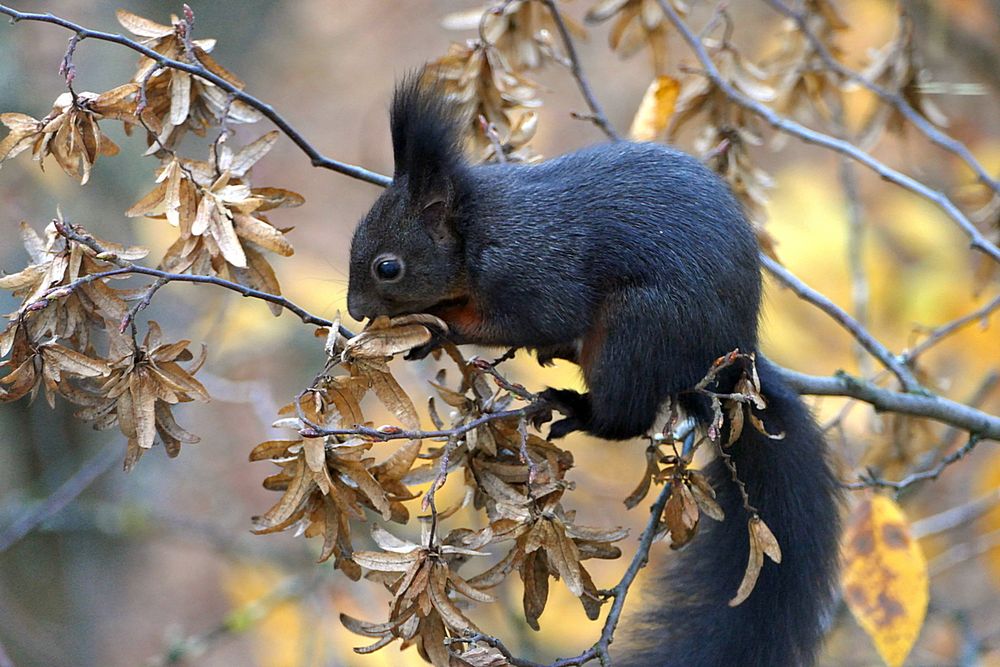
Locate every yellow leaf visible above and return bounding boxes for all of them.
[628,75,680,142]
[842,496,929,667]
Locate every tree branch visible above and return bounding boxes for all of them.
[0,4,392,187]
[40,222,1000,462]
[453,481,674,667]
[540,0,621,141]
[901,293,1000,364]
[0,443,120,553]
[762,254,922,392]
[844,434,982,491]
[654,0,1000,265]
[43,219,344,333]
[778,367,1000,441]
[911,488,1000,538]
[761,0,1000,195]
[145,570,325,666]
[304,403,546,443]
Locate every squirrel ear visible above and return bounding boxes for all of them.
[418,189,454,244]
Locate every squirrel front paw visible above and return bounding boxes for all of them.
[537,388,592,439]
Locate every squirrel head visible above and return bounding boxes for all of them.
[347,72,469,322]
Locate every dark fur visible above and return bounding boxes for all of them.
[348,78,842,666]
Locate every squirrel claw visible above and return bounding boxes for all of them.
[548,417,583,440]
[404,340,439,361]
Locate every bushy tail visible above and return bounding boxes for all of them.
[623,356,842,666]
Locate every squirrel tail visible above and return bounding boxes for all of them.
[622,356,842,667]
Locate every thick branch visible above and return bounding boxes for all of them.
[779,367,1000,441]
[761,0,1000,195]
[0,4,392,187]
[654,0,1000,265]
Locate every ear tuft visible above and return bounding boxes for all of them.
[390,69,466,188]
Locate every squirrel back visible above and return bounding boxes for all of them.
[348,76,842,666]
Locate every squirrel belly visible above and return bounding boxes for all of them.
[347,75,843,667]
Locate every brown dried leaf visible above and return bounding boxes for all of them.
[729,516,781,607]
[115,8,173,38]
[664,480,700,548]
[521,549,549,631]
[352,549,421,573]
[428,562,479,634]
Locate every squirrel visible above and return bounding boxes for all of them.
[347,74,842,667]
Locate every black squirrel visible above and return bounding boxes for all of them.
[347,75,842,667]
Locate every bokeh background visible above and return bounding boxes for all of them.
[0,1,998,666]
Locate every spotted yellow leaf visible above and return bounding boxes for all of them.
[842,496,929,667]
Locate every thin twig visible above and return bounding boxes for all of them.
[0,5,391,187]
[540,0,621,141]
[902,294,1000,364]
[834,109,872,377]
[911,488,1000,538]
[305,403,546,442]
[587,480,673,665]
[479,113,508,163]
[762,254,921,392]
[844,434,983,491]
[121,276,169,332]
[145,570,324,666]
[927,526,1000,578]
[654,0,1000,265]
[58,32,80,102]
[761,0,1000,195]
[42,219,343,332]
[717,441,758,515]
[0,444,120,553]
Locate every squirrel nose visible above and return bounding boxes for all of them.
[347,293,366,322]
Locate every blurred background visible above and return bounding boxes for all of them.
[0,1,998,665]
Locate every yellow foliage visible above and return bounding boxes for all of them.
[223,564,316,667]
[842,496,929,667]
[628,75,680,142]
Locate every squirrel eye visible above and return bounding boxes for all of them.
[373,255,404,282]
